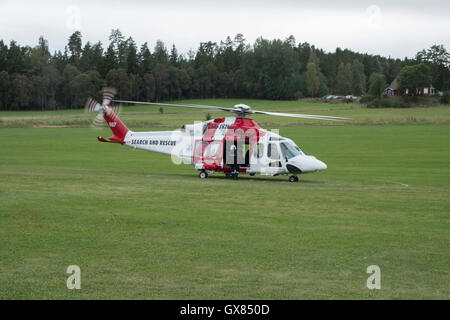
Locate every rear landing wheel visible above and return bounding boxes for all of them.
[289,175,298,183]
[199,170,208,179]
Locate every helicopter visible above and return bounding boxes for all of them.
[86,88,348,182]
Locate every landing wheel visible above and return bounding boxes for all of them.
[249,173,255,176]
[289,175,299,183]
[199,170,208,179]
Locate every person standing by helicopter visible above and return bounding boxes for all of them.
[225,142,240,180]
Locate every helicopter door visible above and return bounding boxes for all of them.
[266,142,284,175]
[193,140,208,165]
[193,140,223,169]
[268,142,283,168]
[248,141,264,173]
[223,139,250,169]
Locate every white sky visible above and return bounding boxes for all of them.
[1,0,449,59]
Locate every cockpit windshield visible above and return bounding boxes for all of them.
[280,141,304,159]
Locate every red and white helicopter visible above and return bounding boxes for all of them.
[86,88,347,182]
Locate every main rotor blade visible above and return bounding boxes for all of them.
[112,100,232,112]
[252,110,350,121]
[113,99,350,121]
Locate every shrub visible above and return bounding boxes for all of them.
[367,98,410,108]
[359,95,374,104]
[440,90,450,104]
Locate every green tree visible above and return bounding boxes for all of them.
[106,68,130,99]
[9,74,31,109]
[38,36,50,56]
[138,43,153,75]
[80,42,93,71]
[0,71,9,108]
[169,44,178,66]
[142,73,156,101]
[154,40,169,65]
[7,40,26,74]
[127,39,138,74]
[30,75,49,109]
[245,38,301,99]
[352,59,366,95]
[108,29,124,65]
[42,66,62,109]
[415,44,449,90]
[153,63,170,101]
[26,36,51,75]
[306,62,320,97]
[398,63,432,94]
[104,44,117,76]
[0,40,8,71]
[69,71,102,107]
[368,73,387,98]
[67,31,82,65]
[62,64,81,107]
[336,62,352,94]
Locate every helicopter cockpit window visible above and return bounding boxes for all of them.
[267,143,280,160]
[280,141,303,159]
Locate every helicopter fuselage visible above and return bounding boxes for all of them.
[120,116,327,178]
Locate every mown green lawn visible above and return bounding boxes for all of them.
[0,100,449,299]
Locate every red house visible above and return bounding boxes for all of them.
[385,77,436,96]
[385,78,400,96]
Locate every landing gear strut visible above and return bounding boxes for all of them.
[289,175,299,183]
[199,170,208,179]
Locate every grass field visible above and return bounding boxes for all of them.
[0,100,449,299]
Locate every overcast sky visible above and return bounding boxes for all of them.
[1,0,449,59]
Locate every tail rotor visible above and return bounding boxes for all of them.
[85,88,121,128]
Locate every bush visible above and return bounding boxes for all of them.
[440,90,450,104]
[367,98,410,108]
[359,95,374,104]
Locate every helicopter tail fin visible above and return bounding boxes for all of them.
[97,106,130,143]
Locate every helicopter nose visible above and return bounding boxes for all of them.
[316,159,327,171]
[305,156,327,172]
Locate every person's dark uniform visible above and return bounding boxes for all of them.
[230,144,239,180]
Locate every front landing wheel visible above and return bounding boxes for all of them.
[289,175,299,183]
[199,170,208,179]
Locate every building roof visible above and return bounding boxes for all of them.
[388,77,399,90]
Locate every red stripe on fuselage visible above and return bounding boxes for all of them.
[202,118,225,141]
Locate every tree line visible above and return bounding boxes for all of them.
[0,30,448,110]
